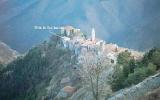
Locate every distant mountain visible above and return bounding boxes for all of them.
[0,0,160,53]
[0,41,19,64]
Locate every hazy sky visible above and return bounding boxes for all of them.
[0,0,160,53]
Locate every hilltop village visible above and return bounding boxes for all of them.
[0,25,159,100]
[51,26,143,64]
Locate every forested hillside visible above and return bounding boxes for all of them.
[0,39,76,100]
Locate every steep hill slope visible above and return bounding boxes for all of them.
[0,41,18,64]
[0,39,78,100]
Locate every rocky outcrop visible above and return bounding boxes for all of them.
[108,73,160,100]
[70,87,94,100]
[56,86,77,99]
[60,77,71,86]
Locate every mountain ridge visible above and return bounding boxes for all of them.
[0,41,19,64]
[0,0,160,53]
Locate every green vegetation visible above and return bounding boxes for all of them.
[0,39,74,100]
[142,48,160,68]
[111,48,160,91]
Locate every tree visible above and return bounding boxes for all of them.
[122,59,136,77]
[149,48,160,68]
[78,52,112,100]
[125,67,147,86]
[146,63,157,75]
[111,64,125,91]
[143,48,160,68]
[117,50,132,65]
[125,63,157,86]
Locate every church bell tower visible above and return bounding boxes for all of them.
[92,28,96,41]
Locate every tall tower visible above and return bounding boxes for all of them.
[92,28,96,41]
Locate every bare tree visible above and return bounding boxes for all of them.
[78,51,113,100]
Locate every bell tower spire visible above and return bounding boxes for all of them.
[92,28,96,41]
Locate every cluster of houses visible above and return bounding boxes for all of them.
[51,26,143,64]
[53,26,106,56]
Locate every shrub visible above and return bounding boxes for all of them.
[143,48,160,68]
[125,67,147,86]
[146,63,157,75]
[111,65,125,91]
[117,50,132,65]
